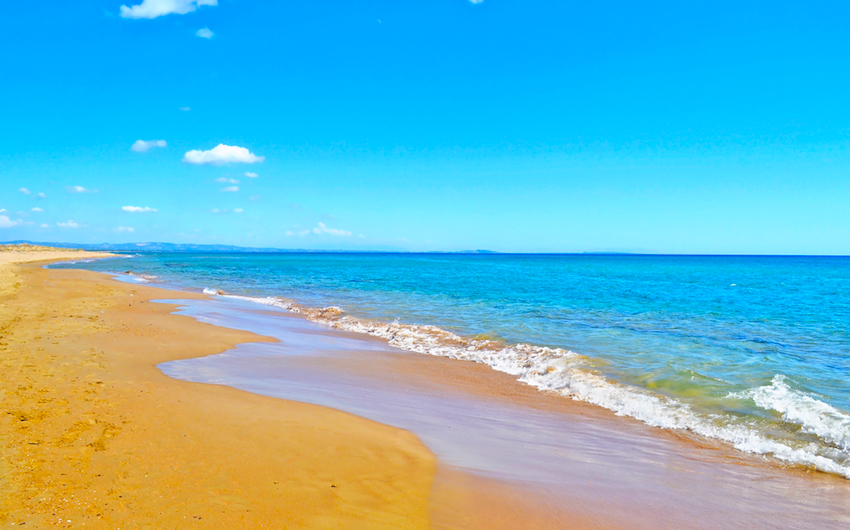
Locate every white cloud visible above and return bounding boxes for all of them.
[122,206,157,213]
[285,230,294,236]
[67,186,96,193]
[216,177,239,184]
[221,186,239,192]
[233,208,243,213]
[244,172,258,178]
[180,106,191,112]
[131,139,167,152]
[0,215,17,228]
[37,192,46,199]
[249,195,260,201]
[31,207,43,212]
[183,144,265,165]
[117,226,135,232]
[119,0,217,20]
[312,222,352,237]
[40,223,49,228]
[469,0,484,3]
[299,229,310,236]
[57,220,80,229]
[196,27,214,39]
[19,187,30,195]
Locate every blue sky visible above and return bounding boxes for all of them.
[1,0,849,253]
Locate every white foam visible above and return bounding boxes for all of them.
[216,292,850,478]
[123,272,158,283]
[732,375,850,452]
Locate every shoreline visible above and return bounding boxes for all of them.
[4,253,850,528]
[107,258,849,482]
[155,293,850,529]
[0,257,438,527]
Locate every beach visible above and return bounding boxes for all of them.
[0,250,436,528]
[1,249,601,528]
[3,249,850,529]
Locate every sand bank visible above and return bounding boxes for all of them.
[0,252,435,528]
[0,246,114,298]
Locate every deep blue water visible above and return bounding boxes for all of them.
[55,253,850,476]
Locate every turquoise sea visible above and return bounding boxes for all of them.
[55,253,850,477]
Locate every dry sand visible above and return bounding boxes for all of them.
[0,248,436,528]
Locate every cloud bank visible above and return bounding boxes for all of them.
[120,0,217,20]
[122,206,157,213]
[183,144,265,165]
[0,215,17,228]
[131,139,167,152]
[57,220,80,229]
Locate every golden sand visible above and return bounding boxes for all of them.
[5,248,844,529]
[0,249,435,528]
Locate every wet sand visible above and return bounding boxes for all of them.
[162,295,850,529]
[0,256,435,527]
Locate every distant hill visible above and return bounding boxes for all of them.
[1,240,499,254]
[2,240,288,253]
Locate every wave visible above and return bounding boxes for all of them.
[123,271,158,283]
[731,375,850,453]
[206,290,850,478]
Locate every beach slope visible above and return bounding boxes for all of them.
[0,248,435,528]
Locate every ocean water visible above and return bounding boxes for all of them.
[54,253,850,477]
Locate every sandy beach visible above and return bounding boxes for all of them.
[2,248,591,529]
[4,248,850,529]
[0,248,437,528]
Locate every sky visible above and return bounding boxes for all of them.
[1,0,849,254]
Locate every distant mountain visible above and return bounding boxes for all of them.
[2,240,499,254]
[3,240,287,253]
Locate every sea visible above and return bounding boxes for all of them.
[53,253,850,479]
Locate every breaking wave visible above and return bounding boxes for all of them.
[207,290,850,478]
[730,375,850,455]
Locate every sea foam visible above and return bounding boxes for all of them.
[732,375,850,453]
[206,289,850,478]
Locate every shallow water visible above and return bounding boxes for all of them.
[158,296,850,529]
[54,253,850,477]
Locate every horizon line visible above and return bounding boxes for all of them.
[3,240,849,258]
